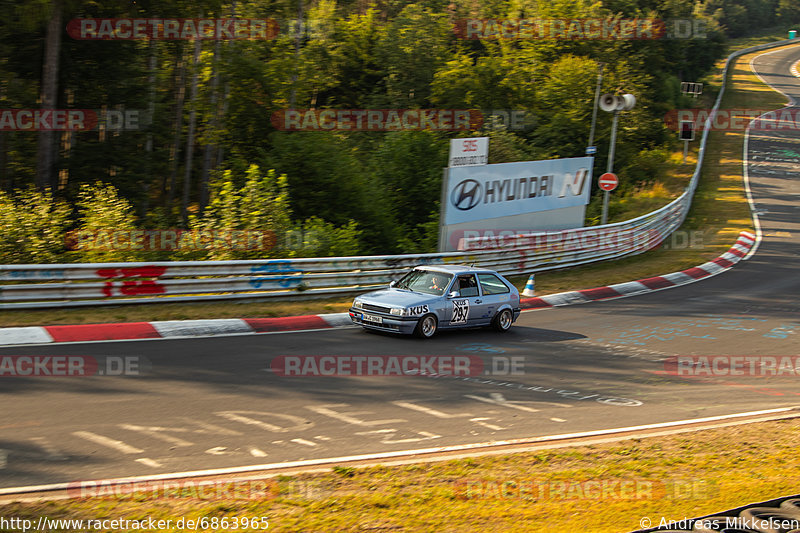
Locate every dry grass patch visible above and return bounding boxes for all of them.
[3,418,798,532]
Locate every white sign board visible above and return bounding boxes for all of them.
[442,207,587,252]
[680,82,703,95]
[449,137,489,167]
[443,157,593,226]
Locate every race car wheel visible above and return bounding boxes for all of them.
[492,309,513,332]
[415,314,438,339]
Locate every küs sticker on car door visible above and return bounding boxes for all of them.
[451,299,469,324]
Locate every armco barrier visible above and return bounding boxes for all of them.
[0,234,662,308]
[0,39,791,310]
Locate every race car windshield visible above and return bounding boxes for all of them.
[396,270,453,296]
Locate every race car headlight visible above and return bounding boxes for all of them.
[353,300,364,309]
[390,307,404,316]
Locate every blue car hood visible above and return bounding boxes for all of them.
[358,288,438,307]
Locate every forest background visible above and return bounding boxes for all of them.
[1,0,798,263]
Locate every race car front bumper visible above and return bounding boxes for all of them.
[348,309,418,335]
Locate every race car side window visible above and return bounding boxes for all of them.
[457,274,479,297]
[396,269,453,296]
[477,273,510,295]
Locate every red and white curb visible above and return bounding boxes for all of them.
[0,314,353,346]
[519,231,756,310]
[0,232,755,346]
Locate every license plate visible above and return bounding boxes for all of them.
[362,313,383,324]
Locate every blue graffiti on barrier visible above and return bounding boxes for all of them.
[249,261,303,289]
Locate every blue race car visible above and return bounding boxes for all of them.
[349,265,521,338]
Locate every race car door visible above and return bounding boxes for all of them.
[446,274,489,327]
[476,272,513,321]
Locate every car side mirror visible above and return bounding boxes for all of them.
[389,280,397,287]
[447,291,459,299]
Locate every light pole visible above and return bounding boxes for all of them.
[587,62,604,156]
[601,110,619,225]
[598,93,635,225]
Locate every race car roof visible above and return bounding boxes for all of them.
[413,264,496,275]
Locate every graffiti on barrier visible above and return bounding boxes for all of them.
[96,266,168,298]
[249,261,303,289]
[0,269,67,281]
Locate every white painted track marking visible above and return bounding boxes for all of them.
[72,431,143,454]
[470,418,505,431]
[306,404,405,426]
[118,424,194,447]
[3,408,796,496]
[464,393,541,413]
[290,438,318,447]
[392,400,473,418]
[135,458,163,468]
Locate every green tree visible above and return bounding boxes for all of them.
[187,164,292,260]
[0,188,70,263]
[73,182,142,262]
[289,216,362,257]
[372,4,452,108]
[530,55,602,158]
[431,44,538,110]
[777,0,800,23]
[369,131,448,252]
[322,9,385,107]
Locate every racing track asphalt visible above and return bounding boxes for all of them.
[0,44,798,491]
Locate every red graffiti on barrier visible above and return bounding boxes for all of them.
[102,280,167,297]
[96,266,168,298]
[95,266,168,279]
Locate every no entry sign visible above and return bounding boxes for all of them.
[598,172,618,191]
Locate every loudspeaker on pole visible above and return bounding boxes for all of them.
[599,93,617,112]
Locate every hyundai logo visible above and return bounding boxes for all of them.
[451,179,482,210]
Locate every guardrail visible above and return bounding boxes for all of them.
[0,198,683,309]
[1,39,793,310]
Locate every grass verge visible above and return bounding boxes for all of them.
[2,418,798,532]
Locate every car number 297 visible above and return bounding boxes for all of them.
[451,299,469,324]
